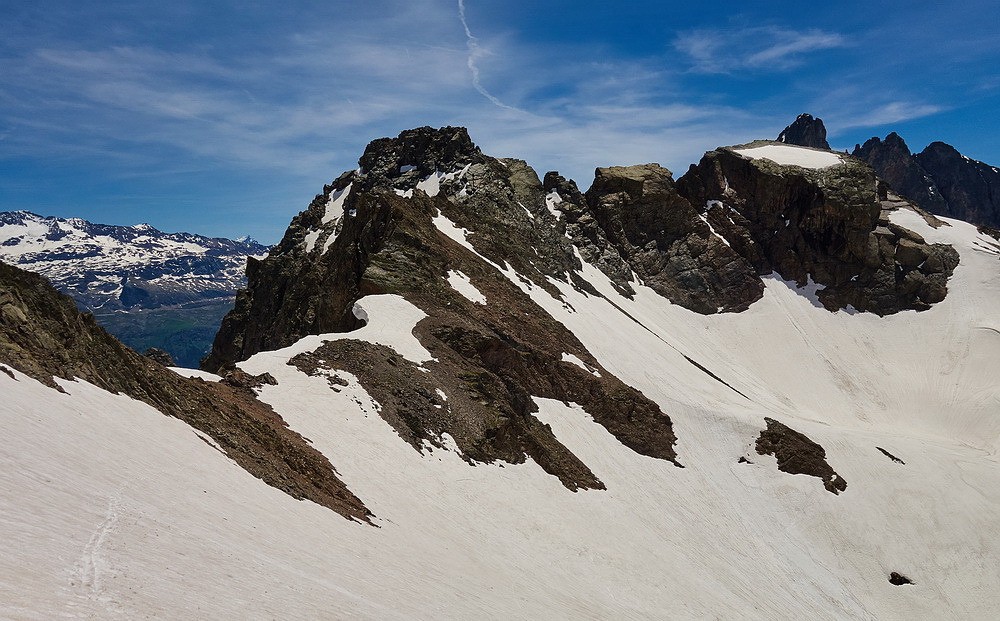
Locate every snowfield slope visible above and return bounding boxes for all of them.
[3,131,1000,619]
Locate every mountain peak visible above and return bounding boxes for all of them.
[776,113,831,150]
[358,126,482,181]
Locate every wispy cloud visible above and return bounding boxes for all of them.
[830,101,944,130]
[3,0,979,242]
[457,0,517,111]
[674,26,848,73]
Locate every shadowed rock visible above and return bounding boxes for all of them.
[777,113,831,150]
[755,417,847,494]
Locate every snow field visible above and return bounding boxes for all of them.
[3,202,999,618]
[734,144,844,169]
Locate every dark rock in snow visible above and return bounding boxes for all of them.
[755,417,847,494]
[889,572,914,586]
[876,446,905,464]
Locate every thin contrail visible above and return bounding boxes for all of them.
[458,0,516,110]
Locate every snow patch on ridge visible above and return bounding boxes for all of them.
[323,184,353,225]
[446,270,486,305]
[168,367,222,382]
[545,191,563,220]
[241,294,435,370]
[413,165,472,198]
[561,353,600,377]
[302,229,321,253]
[734,145,843,169]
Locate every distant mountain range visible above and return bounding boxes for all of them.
[0,211,267,366]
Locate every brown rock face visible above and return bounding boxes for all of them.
[582,164,765,313]
[854,133,1000,229]
[0,260,371,522]
[676,143,959,315]
[755,417,846,494]
[852,133,949,216]
[915,141,1000,228]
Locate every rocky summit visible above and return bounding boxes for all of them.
[776,113,832,150]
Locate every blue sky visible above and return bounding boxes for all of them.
[2,0,999,243]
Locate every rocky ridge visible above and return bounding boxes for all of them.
[853,133,1000,228]
[204,124,961,493]
[207,127,680,490]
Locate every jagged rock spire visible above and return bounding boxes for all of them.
[777,113,831,150]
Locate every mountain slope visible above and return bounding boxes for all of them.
[0,211,267,366]
[4,127,1000,619]
[0,260,369,522]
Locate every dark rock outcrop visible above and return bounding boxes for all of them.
[677,142,959,314]
[755,417,847,494]
[876,446,905,464]
[854,134,1000,228]
[143,347,175,366]
[577,164,764,313]
[889,572,914,586]
[853,134,948,215]
[915,141,1000,227]
[0,260,370,522]
[777,113,831,150]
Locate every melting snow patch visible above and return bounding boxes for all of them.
[240,294,435,368]
[733,145,843,170]
[545,191,564,219]
[698,212,731,247]
[417,172,446,197]
[764,272,826,309]
[168,367,222,382]
[415,165,471,198]
[446,270,486,304]
[302,229,321,253]
[561,352,601,377]
[399,165,416,173]
[323,184,352,224]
